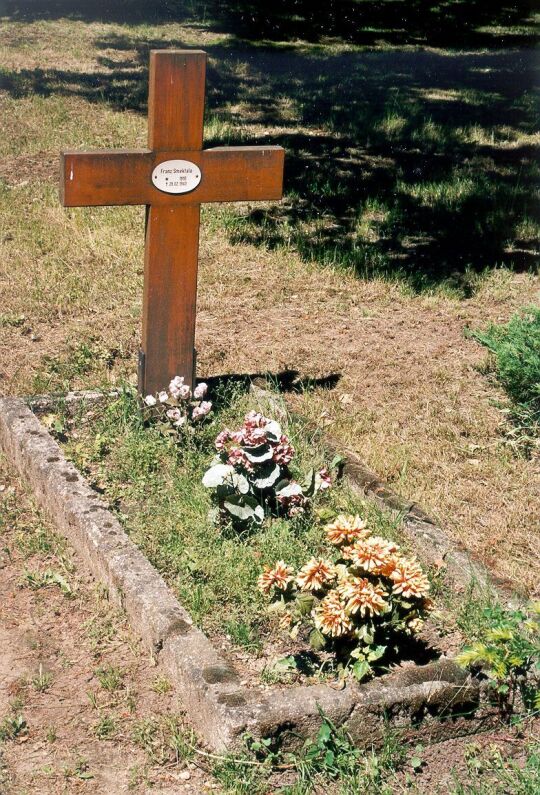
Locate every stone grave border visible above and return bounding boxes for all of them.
[0,392,496,751]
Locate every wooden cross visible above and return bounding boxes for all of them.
[60,50,284,395]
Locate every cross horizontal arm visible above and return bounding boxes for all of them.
[60,146,284,207]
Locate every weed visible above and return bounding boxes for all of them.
[32,664,53,693]
[62,756,94,781]
[0,714,27,742]
[20,567,73,596]
[95,665,125,692]
[456,603,540,715]
[151,676,172,694]
[132,715,192,765]
[451,742,540,794]
[469,307,540,453]
[93,715,117,740]
[45,725,57,743]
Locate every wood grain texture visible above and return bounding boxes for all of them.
[60,146,284,206]
[141,204,201,393]
[148,50,206,151]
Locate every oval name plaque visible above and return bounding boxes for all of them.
[151,159,201,195]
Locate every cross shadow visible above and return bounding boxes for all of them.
[203,369,341,411]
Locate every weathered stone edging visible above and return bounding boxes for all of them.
[0,395,489,751]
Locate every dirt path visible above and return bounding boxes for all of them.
[0,462,211,794]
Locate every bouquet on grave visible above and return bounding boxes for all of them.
[258,514,433,681]
[142,376,212,437]
[202,410,332,527]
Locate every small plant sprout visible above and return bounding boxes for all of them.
[456,602,540,715]
[142,376,212,439]
[32,664,53,693]
[203,410,333,528]
[258,514,433,681]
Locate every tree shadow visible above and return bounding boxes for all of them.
[2,1,536,48]
[1,20,537,292]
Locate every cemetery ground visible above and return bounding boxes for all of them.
[0,3,539,793]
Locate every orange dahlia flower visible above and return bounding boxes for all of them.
[338,577,388,617]
[389,557,430,599]
[345,536,399,576]
[257,561,294,594]
[296,558,337,591]
[324,514,370,546]
[313,591,353,638]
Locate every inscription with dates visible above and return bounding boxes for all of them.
[152,159,201,194]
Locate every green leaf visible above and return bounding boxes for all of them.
[302,468,316,497]
[264,420,282,442]
[317,722,331,743]
[296,593,315,615]
[324,749,335,767]
[367,645,387,662]
[309,628,326,651]
[352,660,371,681]
[410,756,423,771]
[252,462,281,489]
[223,494,263,524]
[243,443,274,464]
[202,463,234,488]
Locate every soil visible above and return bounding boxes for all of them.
[0,464,211,794]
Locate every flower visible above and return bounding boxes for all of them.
[296,558,336,591]
[192,401,212,421]
[257,561,294,594]
[325,514,370,546]
[272,435,295,465]
[316,467,332,490]
[166,408,182,422]
[169,376,191,400]
[338,577,388,617]
[158,390,168,403]
[215,429,232,450]
[193,382,208,400]
[244,410,266,430]
[279,491,308,517]
[313,591,353,638]
[389,557,430,599]
[345,536,398,576]
[144,394,157,407]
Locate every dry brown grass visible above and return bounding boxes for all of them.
[0,15,538,596]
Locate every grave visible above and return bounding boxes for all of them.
[0,49,499,754]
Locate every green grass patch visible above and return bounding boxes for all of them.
[469,307,540,452]
[61,384,402,646]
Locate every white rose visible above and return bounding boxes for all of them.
[193,382,208,400]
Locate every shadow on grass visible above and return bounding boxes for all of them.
[2,0,536,48]
[1,20,537,292]
[205,369,341,412]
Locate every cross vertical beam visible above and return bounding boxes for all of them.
[141,51,206,393]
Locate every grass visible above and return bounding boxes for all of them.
[469,307,540,453]
[61,384,404,648]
